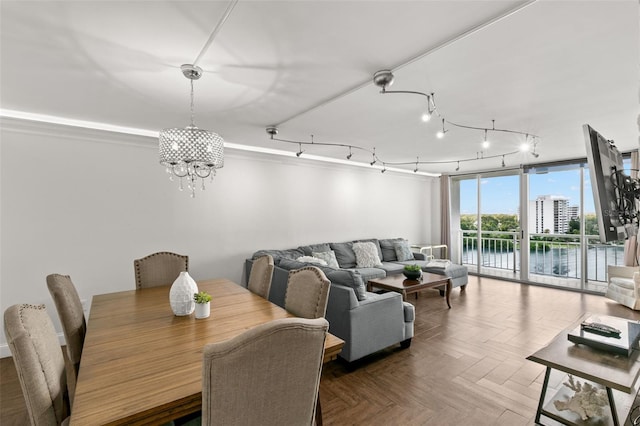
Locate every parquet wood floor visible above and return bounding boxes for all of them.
[1,276,639,425]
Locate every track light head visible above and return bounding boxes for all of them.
[296,151,303,157]
[501,156,506,168]
[421,111,432,122]
[381,168,386,174]
[531,152,540,158]
[370,160,376,166]
[347,153,353,160]
[455,161,460,172]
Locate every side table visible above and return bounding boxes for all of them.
[527,314,640,425]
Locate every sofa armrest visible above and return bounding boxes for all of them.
[608,265,640,280]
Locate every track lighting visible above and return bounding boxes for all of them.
[501,155,506,168]
[381,165,387,173]
[456,161,460,172]
[436,118,447,139]
[346,146,353,160]
[370,148,377,166]
[414,157,419,173]
[296,143,303,157]
[421,111,432,123]
[482,129,490,149]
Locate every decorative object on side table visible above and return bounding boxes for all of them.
[553,375,609,421]
[169,271,198,316]
[194,291,212,319]
[403,264,422,280]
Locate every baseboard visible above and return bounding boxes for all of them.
[0,332,66,358]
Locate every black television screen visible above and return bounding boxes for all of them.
[583,124,634,242]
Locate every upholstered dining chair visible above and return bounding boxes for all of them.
[4,304,71,426]
[284,266,331,319]
[134,251,189,289]
[46,274,86,402]
[202,317,328,425]
[247,254,274,299]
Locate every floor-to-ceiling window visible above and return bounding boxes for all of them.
[452,157,630,293]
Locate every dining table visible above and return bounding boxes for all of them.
[70,278,344,425]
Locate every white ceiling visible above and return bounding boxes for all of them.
[2,0,638,174]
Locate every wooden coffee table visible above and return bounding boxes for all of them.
[367,272,451,308]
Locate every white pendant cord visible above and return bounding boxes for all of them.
[192,0,240,67]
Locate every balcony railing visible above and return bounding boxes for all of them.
[460,230,625,283]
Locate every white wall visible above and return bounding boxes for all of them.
[0,118,440,356]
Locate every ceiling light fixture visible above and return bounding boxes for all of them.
[158,0,238,197]
[482,129,490,149]
[456,161,460,172]
[347,147,353,160]
[436,118,447,139]
[159,64,224,198]
[501,155,506,168]
[414,157,419,173]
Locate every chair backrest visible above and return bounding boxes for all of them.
[284,266,331,319]
[247,255,274,299]
[46,274,86,393]
[4,304,70,426]
[202,317,329,425]
[133,251,189,289]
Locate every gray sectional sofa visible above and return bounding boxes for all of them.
[244,238,466,362]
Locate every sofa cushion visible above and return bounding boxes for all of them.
[379,238,405,262]
[356,239,384,261]
[253,248,304,262]
[323,269,367,301]
[393,240,414,261]
[330,241,357,268]
[346,267,386,283]
[278,258,309,271]
[379,262,406,275]
[352,242,383,268]
[298,243,331,256]
[312,250,340,269]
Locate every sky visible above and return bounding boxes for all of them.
[459,168,597,215]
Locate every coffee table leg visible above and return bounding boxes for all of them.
[445,279,451,309]
[535,367,551,424]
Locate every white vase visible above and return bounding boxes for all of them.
[195,302,210,319]
[169,271,198,316]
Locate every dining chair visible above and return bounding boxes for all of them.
[46,274,86,402]
[4,304,71,426]
[202,317,329,425]
[284,266,331,319]
[134,251,189,289]
[247,254,274,299]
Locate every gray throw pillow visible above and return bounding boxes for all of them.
[312,250,340,269]
[323,269,367,301]
[379,238,405,262]
[393,240,414,262]
[330,241,357,268]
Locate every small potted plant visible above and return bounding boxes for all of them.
[403,264,422,281]
[194,291,212,319]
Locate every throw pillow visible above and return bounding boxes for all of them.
[312,250,340,269]
[296,256,328,266]
[329,242,357,268]
[298,243,331,256]
[323,269,367,301]
[393,240,414,261]
[352,242,383,268]
[379,238,405,261]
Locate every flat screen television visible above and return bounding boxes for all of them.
[583,124,636,242]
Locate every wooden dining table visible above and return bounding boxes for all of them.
[70,278,344,425]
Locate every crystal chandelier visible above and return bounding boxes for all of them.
[159,64,224,197]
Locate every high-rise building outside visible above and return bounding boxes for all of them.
[529,195,577,234]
